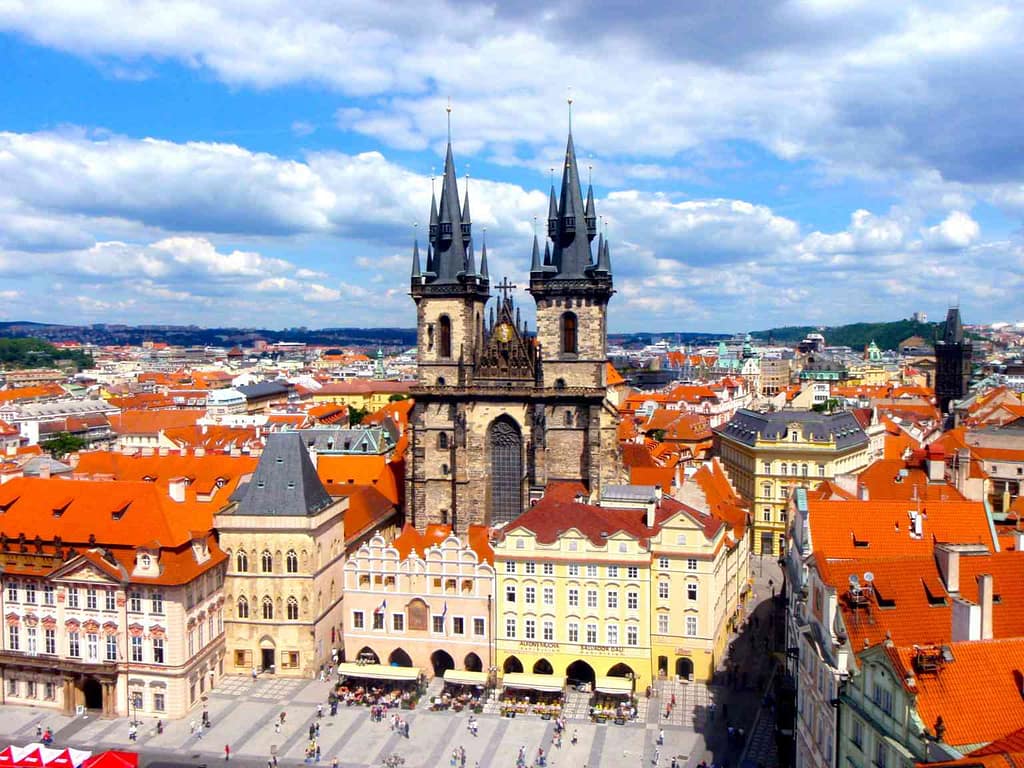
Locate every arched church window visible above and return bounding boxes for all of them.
[561,312,578,354]
[236,551,248,572]
[261,550,273,573]
[438,433,449,450]
[262,596,274,620]
[286,550,298,573]
[564,411,573,427]
[439,315,452,358]
[236,596,249,618]
[287,597,299,621]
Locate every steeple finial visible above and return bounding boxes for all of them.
[411,223,421,280]
[567,87,573,134]
[446,96,452,143]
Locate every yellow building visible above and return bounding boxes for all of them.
[312,380,412,412]
[492,485,653,690]
[714,409,872,555]
[492,473,751,688]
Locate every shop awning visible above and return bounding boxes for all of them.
[337,662,419,682]
[442,669,488,687]
[594,676,633,696]
[501,673,565,693]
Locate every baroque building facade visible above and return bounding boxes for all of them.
[407,128,622,532]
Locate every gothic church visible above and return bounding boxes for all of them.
[406,123,622,533]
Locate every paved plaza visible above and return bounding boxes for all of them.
[0,559,787,768]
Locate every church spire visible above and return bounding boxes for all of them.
[480,229,489,279]
[461,171,472,247]
[584,165,597,241]
[411,230,421,280]
[530,233,542,274]
[547,173,558,238]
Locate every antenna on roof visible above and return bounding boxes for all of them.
[863,571,874,584]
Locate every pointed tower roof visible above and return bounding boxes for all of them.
[942,307,964,344]
[543,241,552,267]
[462,180,472,229]
[584,177,597,240]
[548,131,595,278]
[530,234,542,273]
[480,232,489,279]
[596,232,611,274]
[465,237,476,277]
[431,141,469,283]
[237,432,333,517]
[411,236,421,280]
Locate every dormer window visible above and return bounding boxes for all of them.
[140,554,152,569]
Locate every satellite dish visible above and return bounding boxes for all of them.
[849,574,860,588]
[864,572,875,584]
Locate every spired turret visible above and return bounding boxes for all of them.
[410,137,488,298]
[528,118,614,391]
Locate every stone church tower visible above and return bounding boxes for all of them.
[406,125,622,533]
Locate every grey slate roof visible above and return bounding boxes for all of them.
[297,426,391,454]
[716,408,868,450]
[236,381,291,400]
[235,432,333,517]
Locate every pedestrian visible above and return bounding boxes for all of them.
[571,730,578,746]
[280,712,287,724]
[315,722,321,738]
[653,748,661,765]
[275,721,281,734]
[317,704,323,719]
[252,667,258,681]
[196,726,204,741]
[670,693,676,707]
[273,757,278,768]
[657,729,664,746]
[36,725,42,738]
[331,759,338,768]
[315,744,321,762]
[404,720,409,738]
[190,720,197,735]
[224,745,231,761]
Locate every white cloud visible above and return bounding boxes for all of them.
[921,210,980,249]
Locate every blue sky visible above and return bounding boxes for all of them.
[0,1,1022,333]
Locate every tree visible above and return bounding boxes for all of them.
[388,393,409,402]
[41,432,87,459]
[348,406,370,426]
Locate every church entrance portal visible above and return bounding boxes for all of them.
[488,417,523,525]
[82,678,103,711]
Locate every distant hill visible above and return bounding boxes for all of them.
[0,337,94,371]
[751,319,942,352]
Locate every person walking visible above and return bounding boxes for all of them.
[224,744,231,761]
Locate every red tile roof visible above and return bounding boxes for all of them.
[807,499,995,558]
[887,638,1024,748]
[109,409,205,435]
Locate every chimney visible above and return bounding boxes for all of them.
[194,447,205,457]
[951,596,980,641]
[978,573,993,640]
[168,477,187,503]
[927,453,944,482]
[955,448,970,490]
[40,462,51,480]
[935,543,960,593]
[1013,529,1024,552]
[858,484,869,501]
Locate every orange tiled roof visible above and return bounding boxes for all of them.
[316,454,401,506]
[74,450,256,497]
[605,363,625,386]
[342,485,398,546]
[856,458,964,502]
[807,499,995,558]
[886,638,1024,748]
[162,424,261,451]
[0,384,65,403]
[109,409,204,435]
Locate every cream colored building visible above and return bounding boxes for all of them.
[0,477,226,719]
[216,432,347,677]
[342,525,494,676]
[714,409,871,555]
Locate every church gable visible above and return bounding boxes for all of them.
[474,285,537,382]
